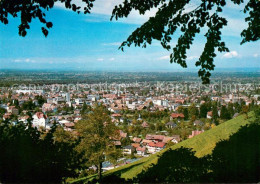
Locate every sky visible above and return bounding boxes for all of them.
[0,0,259,72]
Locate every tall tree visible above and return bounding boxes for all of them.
[220,105,231,120]
[0,0,259,83]
[188,103,199,118]
[183,108,189,120]
[199,103,208,118]
[75,104,121,180]
[212,104,219,121]
[227,102,234,118]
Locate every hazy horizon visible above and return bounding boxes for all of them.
[0,1,259,71]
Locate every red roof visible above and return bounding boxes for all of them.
[155,142,166,148]
[148,142,157,147]
[64,123,75,127]
[35,112,47,119]
[142,121,149,128]
[111,113,121,117]
[146,134,165,141]
[170,113,184,118]
[133,137,142,143]
[136,147,146,152]
[119,130,127,138]
[131,143,140,148]
[207,111,213,117]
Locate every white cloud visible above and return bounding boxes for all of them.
[97,58,104,61]
[55,0,248,36]
[102,42,121,46]
[222,51,239,58]
[14,59,22,63]
[55,0,157,24]
[158,55,169,60]
[13,58,35,63]
[187,56,199,60]
[253,53,259,58]
[109,57,115,61]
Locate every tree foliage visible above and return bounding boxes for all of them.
[75,104,121,179]
[112,0,259,83]
[0,121,83,183]
[101,111,260,183]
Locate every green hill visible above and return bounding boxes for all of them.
[71,112,255,183]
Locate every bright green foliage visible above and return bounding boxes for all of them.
[75,104,121,179]
[72,111,255,183]
[188,103,199,118]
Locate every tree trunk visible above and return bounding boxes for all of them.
[98,162,102,181]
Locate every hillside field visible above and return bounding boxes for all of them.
[71,112,255,183]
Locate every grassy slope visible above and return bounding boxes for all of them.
[72,112,254,183]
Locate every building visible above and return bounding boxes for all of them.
[66,93,70,102]
[123,145,135,155]
[32,112,50,129]
[170,113,185,121]
[188,130,204,138]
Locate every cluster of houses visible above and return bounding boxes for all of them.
[0,85,259,149]
[122,134,181,156]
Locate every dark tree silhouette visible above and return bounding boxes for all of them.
[0,121,84,183]
[0,0,259,83]
[134,147,209,183]
[210,121,260,182]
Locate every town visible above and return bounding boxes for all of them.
[1,73,259,172]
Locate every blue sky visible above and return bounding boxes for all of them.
[0,0,259,71]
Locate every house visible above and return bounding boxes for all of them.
[170,113,184,121]
[141,139,152,146]
[123,145,135,155]
[147,142,166,154]
[193,120,204,126]
[119,130,127,139]
[175,99,185,104]
[188,130,204,138]
[171,135,181,143]
[32,112,50,129]
[63,122,75,131]
[131,143,140,149]
[132,137,142,143]
[162,136,174,143]
[136,146,147,156]
[145,134,165,142]
[165,122,177,129]
[113,140,122,147]
[42,103,57,113]
[7,106,19,115]
[75,98,84,105]
[111,113,121,120]
[142,121,149,128]
[18,115,30,124]
[207,111,213,119]
[147,142,157,154]
[162,135,181,144]
[3,112,12,120]
[155,142,166,152]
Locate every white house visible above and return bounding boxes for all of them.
[136,147,147,156]
[123,145,134,155]
[32,112,50,129]
[75,98,84,105]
